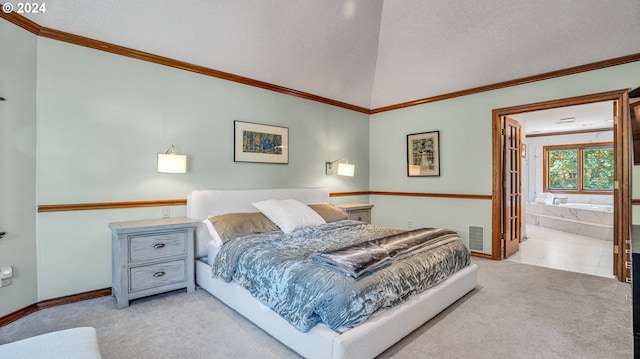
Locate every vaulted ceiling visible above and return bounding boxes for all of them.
[16,0,640,110]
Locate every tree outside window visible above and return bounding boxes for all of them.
[583,146,614,190]
[548,148,577,190]
[544,142,613,194]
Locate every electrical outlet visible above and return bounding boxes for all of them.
[162,207,170,218]
[407,221,412,229]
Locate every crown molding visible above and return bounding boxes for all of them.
[370,53,640,114]
[0,9,40,34]
[1,12,370,114]
[526,127,613,138]
[36,27,371,114]
[2,12,639,115]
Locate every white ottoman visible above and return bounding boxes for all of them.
[0,327,101,359]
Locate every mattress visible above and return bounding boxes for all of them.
[205,240,219,267]
[210,220,471,333]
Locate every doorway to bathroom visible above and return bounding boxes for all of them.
[511,103,614,278]
[491,89,631,282]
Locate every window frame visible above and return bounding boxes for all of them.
[542,141,614,195]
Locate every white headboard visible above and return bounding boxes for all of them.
[187,188,330,258]
[187,187,330,220]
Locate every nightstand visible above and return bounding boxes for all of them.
[335,203,374,224]
[109,217,199,309]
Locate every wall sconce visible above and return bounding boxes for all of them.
[326,159,355,177]
[157,145,187,173]
[521,143,527,158]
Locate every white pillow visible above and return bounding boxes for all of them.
[252,199,325,233]
[203,218,224,247]
[194,219,223,259]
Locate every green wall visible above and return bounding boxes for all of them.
[33,37,369,300]
[0,20,38,316]
[370,61,640,253]
[2,16,640,312]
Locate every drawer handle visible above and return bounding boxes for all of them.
[153,243,166,249]
[153,271,166,278]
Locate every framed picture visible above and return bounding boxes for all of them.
[234,121,289,164]
[407,131,440,177]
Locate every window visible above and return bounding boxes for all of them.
[543,142,613,193]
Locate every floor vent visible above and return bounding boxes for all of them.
[469,226,484,251]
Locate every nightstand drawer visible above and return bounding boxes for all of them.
[348,210,371,223]
[129,231,186,262]
[335,203,373,224]
[111,218,198,308]
[129,260,186,292]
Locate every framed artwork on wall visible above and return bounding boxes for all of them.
[234,121,289,164]
[407,130,440,177]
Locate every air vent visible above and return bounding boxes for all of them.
[469,226,484,251]
[556,117,576,124]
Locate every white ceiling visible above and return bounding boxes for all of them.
[510,101,614,135]
[18,0,640,110]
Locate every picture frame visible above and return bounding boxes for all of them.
[234,120,289,164]
[407,131,440,177]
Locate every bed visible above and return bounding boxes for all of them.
[188,187,477,359]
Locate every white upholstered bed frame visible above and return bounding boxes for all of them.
[187,188,478,359]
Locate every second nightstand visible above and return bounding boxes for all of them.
[109,217,199,309]
[335,203,374,224]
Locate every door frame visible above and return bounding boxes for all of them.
[491,89,631,282]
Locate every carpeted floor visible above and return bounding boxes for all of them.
[0,258,632,359]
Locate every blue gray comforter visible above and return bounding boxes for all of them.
[212,220,470,333]
[312,227,460,278]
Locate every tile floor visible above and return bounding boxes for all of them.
[507,224,614,278]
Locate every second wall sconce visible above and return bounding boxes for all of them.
[326,158,355,177]
[157,145,187,173]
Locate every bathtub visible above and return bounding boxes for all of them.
[557,203,614,213]
[526,202,613,241]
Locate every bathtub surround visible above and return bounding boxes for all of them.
[526,202,613,241]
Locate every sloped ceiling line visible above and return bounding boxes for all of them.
[0,11,371,114]
[371,53,640,114]
[2,11,639,115]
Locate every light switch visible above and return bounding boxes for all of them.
[0,266,12,287]
[1,266,13,279]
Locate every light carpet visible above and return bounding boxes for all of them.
[0,258,632,359]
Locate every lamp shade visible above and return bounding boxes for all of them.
[157,153,187,173]
[337,162,355,177]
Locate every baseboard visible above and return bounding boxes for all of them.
[470,251,493,259]
[2,254,490,326]
[0,288,111,327]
